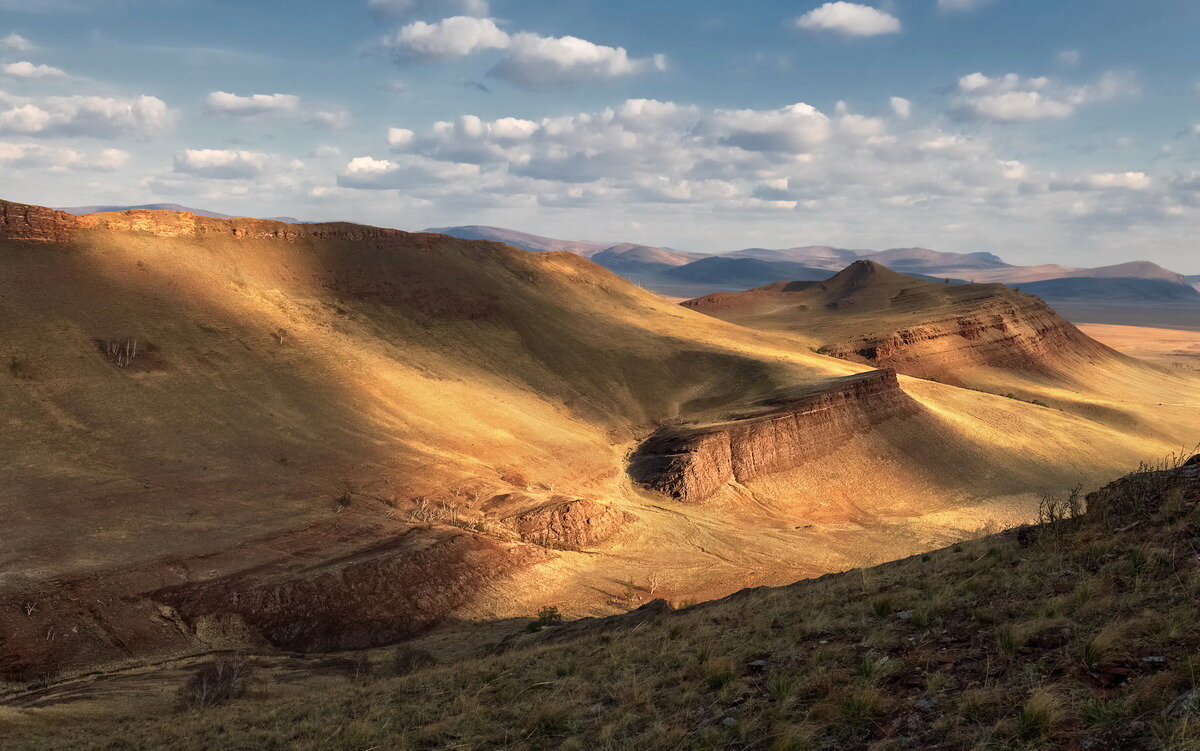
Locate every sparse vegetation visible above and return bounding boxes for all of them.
[527,605,564,632]
[6,457,1199,750]
[175,656,253,711]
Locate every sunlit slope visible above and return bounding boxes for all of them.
[682,260,1200,442]
[0,200,1192,676]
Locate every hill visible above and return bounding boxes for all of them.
[1019,277,1200,304]
[588,243,703,274]
[422,224,613,255]
[58,203,300,223]
[6,455,1198,750]
[0,199,1195,685]
[681,261,1200,431]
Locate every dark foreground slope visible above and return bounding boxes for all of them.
[4,455,1198,750]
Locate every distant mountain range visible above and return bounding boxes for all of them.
[428,224,1200,304]
[58,203,301,224]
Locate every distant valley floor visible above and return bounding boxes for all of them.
[1077,322,1200,371]
[1053,301,1200,332]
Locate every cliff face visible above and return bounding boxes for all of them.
[629,370,920,503]
[0,199,408,244]
[817,295,1119,383]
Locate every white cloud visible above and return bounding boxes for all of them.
[367,0,488,20]
[1085,171,1151,190]
[306,109,351,130]
[890,96,911,119]
[489,33,666,90]
[337,154,480,189]
[703,102,832,154]
[1,61,66,79]
[384,16,509,63]
[937,0,991,11]
[1,33,34,52]
[205,91,300,116]
[0,141,127,171]
[173,149,271,179]
[793,3,901,37]
[1057,49,1081,66]
[954,71,1138,123]
[0,91,176,138]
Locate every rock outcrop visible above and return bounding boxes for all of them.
[816,293,1119,383]
[504,499,631,549]
[0,199,410,244]
[628,370,919,503]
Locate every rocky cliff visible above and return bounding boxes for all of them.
[628,370,920,503]
[0,199,407,244]
[816,293,1120,383]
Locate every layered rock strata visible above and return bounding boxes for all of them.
[629,370,919,503]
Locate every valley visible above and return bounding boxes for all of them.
[0,199,1197,695]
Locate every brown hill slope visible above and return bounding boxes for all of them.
[0,201,1193,679]
[4,456,1198,750]
[680,261,1198,432]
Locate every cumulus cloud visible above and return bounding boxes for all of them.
[383,17,665,90]
[1084,171,1152,190]
[1,33,34,53]
[890,96,912,119]
[954,71,1138,123]
[1,61,66,79]
[384,16,509,63]
[0,141,127,170]
[937,0,991,11]
[0,90,176,138]
[489,33,666,90]
[205,91,300,116]
[793,3,901,37]
[306,109,351,130]
[337,154,480,189]
[367,0,488,20]
[173,149,271,179]
[1057,49,1081,66]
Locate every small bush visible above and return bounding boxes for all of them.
[176,656,253,711]
[527,605,564,632]
[392,645,436,676]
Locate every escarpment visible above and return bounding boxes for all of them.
[629,370,920,503]
[816,294,1121,384]
[682,260,1128,386]
[0,199,413,244]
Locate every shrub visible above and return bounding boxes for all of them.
[528,605,564,632]
[391,645,436,676]
[176,656,253,711]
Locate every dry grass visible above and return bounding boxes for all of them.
[3,458,1197,750]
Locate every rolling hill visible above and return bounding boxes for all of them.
[1019,276,1200,304]
[423,225,1193,301]
[0,200,1195,687]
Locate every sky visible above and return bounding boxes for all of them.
[1,0,1198,270]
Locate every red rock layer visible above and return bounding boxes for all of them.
[629,370,920,503]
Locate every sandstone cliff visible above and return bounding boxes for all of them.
[629,370,920,503]
[816,293,1119,384]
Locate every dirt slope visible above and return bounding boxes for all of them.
[0,201,1193,679]
[4,457,1198,750]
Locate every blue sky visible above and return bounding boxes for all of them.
[1,0,1198,270]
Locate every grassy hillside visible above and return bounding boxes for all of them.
[1,199,1195,683]
[4,454,1198,750]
